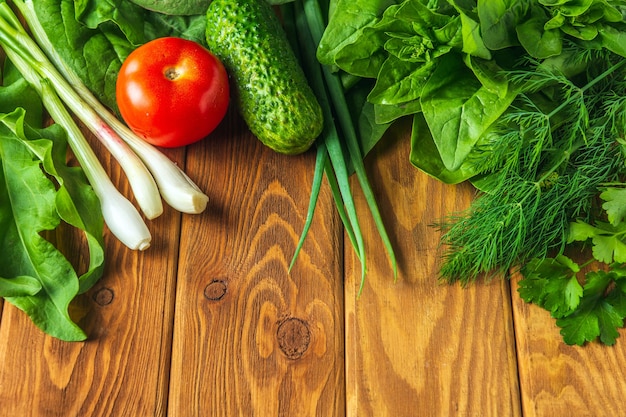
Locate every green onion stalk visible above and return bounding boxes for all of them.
[0,0,209,249]
[1,45,152,250]
[14,0,209,215]
[0,2,164,221]
[283,0,398,293]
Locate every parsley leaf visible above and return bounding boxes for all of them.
[556,270,626,346]
[520,255,626,346]
[568,220,626,264]
[518,180,626,346]
[519,255,583,318]
[601,186,626,226]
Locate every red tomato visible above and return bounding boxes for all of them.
[116,37,230,148]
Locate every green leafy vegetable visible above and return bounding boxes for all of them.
[600,186,626,226]
[409,112,482,184]
[438,50,626,282]
[129,0,212,15]
[419,53,517,171]
[319,0,523,184]
[515,5,562,59]
[519,180,626,345]
[568,221,626,264]
[22,0,626,347]
[0,75,104,341]
[316,0,398,67]
[521,261,626,346]
[0,0,213,340]
[317,0,626,345]
[556,269,626,346]
[478,0,530,50]
[519,255,583,318]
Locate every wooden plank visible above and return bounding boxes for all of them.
[511,272,626,417]
[0,133,183,416]
[344,122,521,417]
[168,111,345,416]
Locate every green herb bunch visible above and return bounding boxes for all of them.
[316,0,626,344]
[438,48,626,282]
[518,189,626,346]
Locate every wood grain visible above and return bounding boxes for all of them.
[0,130,183,416]
[511,272,626,417]
[5,99,626,416]
[167,110,345,416]
[344,121,521,417]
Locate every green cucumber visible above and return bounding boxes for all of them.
[205,0,323,155]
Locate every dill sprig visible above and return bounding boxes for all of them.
[437,51,626,284]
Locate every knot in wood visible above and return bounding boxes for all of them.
[204,280,227,301]
[92,287,114,306]
[277,317,310,360]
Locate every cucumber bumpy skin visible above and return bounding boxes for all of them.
[205,0,323,155]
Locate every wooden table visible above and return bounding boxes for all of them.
[1,108,625,417]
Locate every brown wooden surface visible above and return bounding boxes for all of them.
[1,108,626,416]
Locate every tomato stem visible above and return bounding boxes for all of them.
[164,67,180,81]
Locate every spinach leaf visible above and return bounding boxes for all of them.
[506,0,626,58]
[598,23,626,57]
[478,0,531,50]
[458,10,491,60]
[75,0,147,45]
[317,0,515,182]
[368,57,436,105]
[0,115,84,341]
[33,0,134,111]
[419,53,517,171]
[345,83,392,158]
[336,0,467,107]
[516,5,563,59]
[317,0,400,66]
[541,0,624,41]
[0,276,42,298]
[409,112,481,184]
[0,66,43,127]
[332,22,391,78]
[374,99,422,124]
[129,0,212,15]
[144,12,208,45]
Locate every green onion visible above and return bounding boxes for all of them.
[302,0,397,283]
[284,0,397,292]
[0,2,166,220]
[14,0,209,215]
[0,0,211,249]
[283,1,364,279]
[1,44,152,250]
